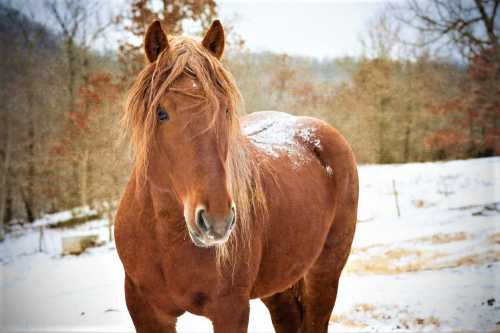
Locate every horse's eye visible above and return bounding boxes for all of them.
[157,107,169,122]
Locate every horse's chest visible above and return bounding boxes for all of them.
[161,252,228,314]
[125,255,216,316]
[117,227,220,315]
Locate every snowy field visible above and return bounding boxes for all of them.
[1,157,499,332]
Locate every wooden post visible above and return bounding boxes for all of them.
[441,176,450,197]
[107,211,114,242]
[392,179,401,218]
[38,226,44,252]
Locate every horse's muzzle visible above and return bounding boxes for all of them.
[191,205,236,247]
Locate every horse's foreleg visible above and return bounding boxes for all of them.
[211,296,250,333]
[261,285,303,333]
[125,276,180,333]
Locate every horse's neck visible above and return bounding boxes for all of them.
[128,170,185,237]
[116,170,193,275]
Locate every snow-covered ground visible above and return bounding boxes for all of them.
[1,157,499,332]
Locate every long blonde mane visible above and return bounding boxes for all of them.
[123,36,267,266]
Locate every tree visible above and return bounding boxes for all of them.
[425,47,500,157]
[466,47,500,155]
[269,54,296,107]
[50,71,127,215]
[396,0,499,156]
[0,3,62,222]
[395,0,499,59]
[116,0,217,83]
[361,12,402,59]
[44,0,111,114]
[325,52,465,163]
[44,0,114,207]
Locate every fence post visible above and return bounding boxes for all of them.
[108,212,114,242]
[392,179,401,218]
[38,226,44,252]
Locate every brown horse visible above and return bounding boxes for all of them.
[115,20,358,333]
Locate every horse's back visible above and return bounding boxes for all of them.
[241,110,355,187]
[241,111,358,298]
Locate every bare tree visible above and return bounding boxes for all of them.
[1,3,54,222]
[394,0,499,59]
[116,0,217,81]
[394,0,499,156]
[44,0,114,207]
[361,12,402,59]
[44,0,112,114]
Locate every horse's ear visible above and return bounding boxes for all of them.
[144,20,169,63]
[202,20,225,59]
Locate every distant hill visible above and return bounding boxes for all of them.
[226,50,357,85]
[0,4,58,52]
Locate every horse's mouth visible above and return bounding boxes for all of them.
[188,230,211,248]
[187,228,230,248]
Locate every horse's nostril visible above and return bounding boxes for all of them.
[197,209,209,232]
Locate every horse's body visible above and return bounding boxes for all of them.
[115,21,358,333]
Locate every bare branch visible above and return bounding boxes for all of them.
[394,0,498,59]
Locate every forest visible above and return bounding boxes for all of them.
[0,0,498,232]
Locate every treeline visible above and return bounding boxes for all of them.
[0,3,129,227]
[227,49,497,163]
[0,0,498,227]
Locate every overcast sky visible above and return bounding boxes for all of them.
[99,0,392,59]
[18,0,391,60]
[217,0,388,59]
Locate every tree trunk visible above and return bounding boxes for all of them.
[19,185,35,223]
[26,89,36,222]
[66,37,76,115]
[4,180,13,224]
[403,102,413,163]
[79,148,89,207]
[0,110,12,240]
[78,55,91,208]
[66,37,81,207]
[377,97,388,163]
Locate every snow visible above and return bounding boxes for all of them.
[242,112,321,169]
[326,165,334,177]
[32,207,99,228]
[1,218,110,262]
[1,157,499,332]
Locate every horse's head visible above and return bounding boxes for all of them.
[126,20,242,248]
